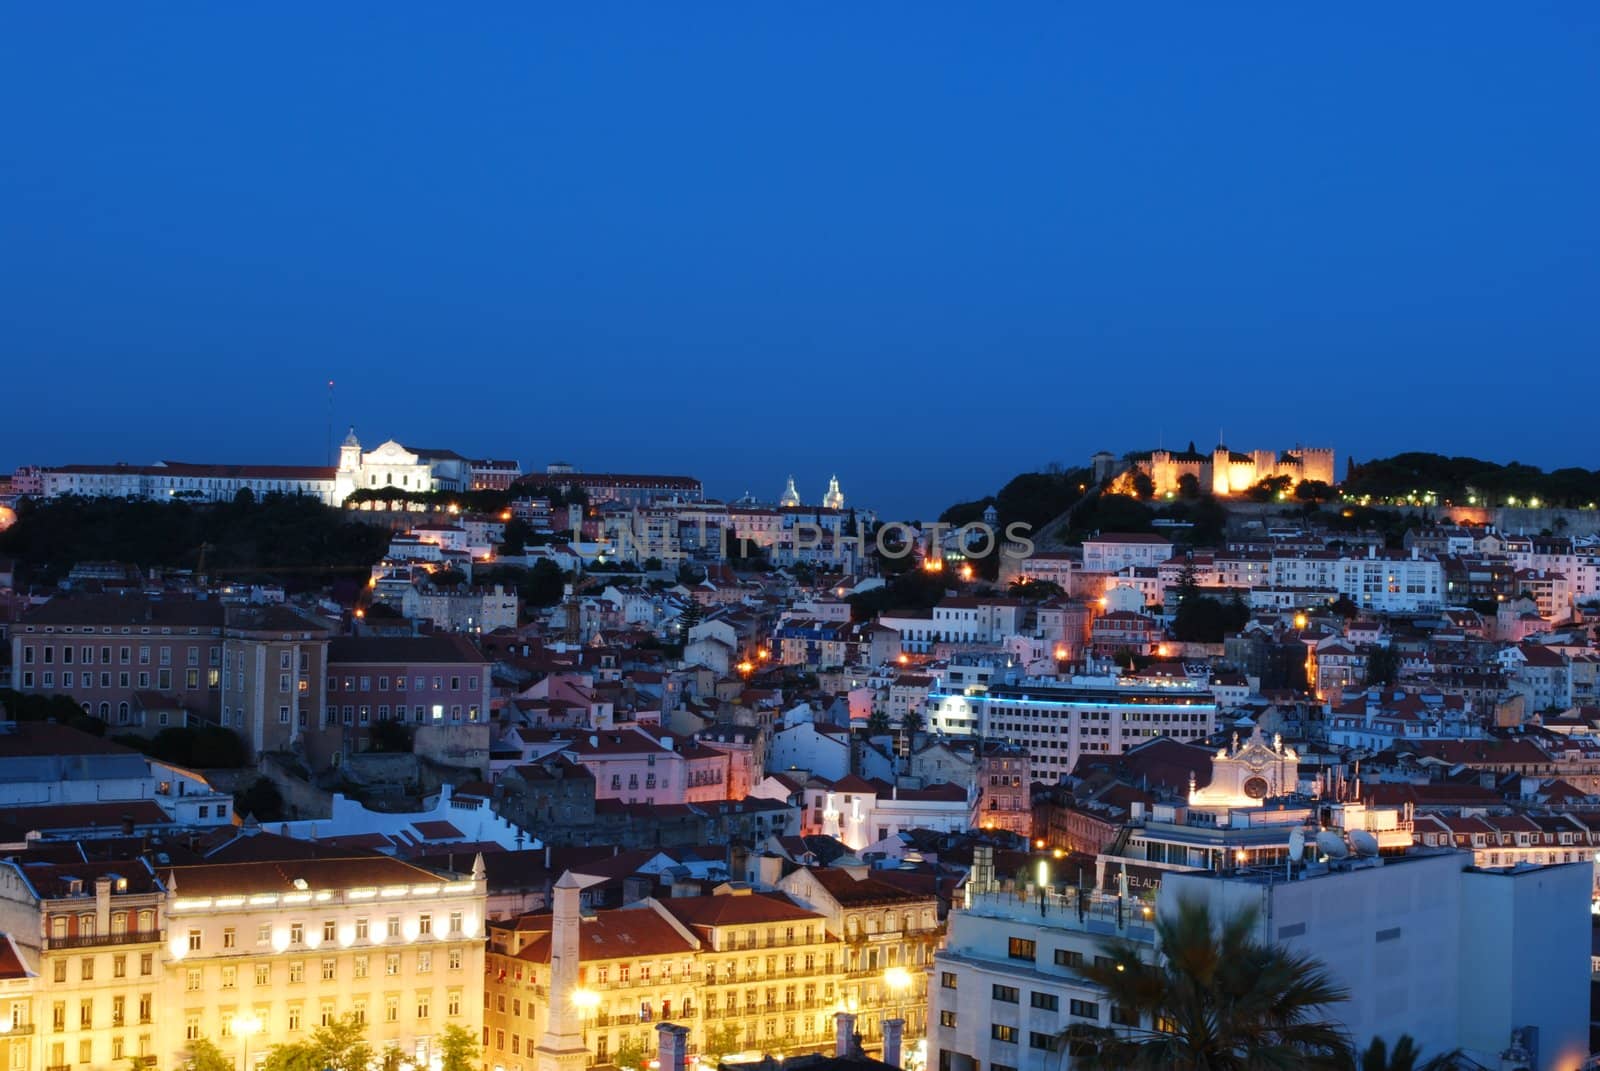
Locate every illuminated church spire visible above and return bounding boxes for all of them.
[822,474,844,510]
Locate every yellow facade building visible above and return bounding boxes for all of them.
[485,873,943,1071]
[159,855,486,1070]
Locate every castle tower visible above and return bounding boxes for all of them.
[822,475,844,510]
[535,872,591,1071]
[779,475,802,508]
[1211,445,1232,496]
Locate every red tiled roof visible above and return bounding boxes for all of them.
[660,890,823,930]
[508,906,698,963]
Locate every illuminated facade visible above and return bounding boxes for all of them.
[777,868,941,1054]
[1119,444,1335,498]
[158,854,486,1070]
[0,860,168,1071]
[485,884,850,1071]
[926,674,1218,778]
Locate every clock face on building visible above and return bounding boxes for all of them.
[1243,776,1270,800]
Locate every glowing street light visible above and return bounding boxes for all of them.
[571,989,601,1013]
[233,1012,262,1071]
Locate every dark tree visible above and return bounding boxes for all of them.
[1365,645,1401,687]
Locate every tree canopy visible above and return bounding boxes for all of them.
[0,493,389,590]
[1344,452,1600,507]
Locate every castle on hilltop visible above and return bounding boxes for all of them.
[1095,442,1336,497]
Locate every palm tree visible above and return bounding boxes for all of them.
[1355,1034,1470,1071]
[1059,896,1353,1070]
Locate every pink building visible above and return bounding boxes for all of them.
[552,727,732,806]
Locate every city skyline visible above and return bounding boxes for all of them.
[4,4,1597,518]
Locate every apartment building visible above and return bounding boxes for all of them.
[1080,534,1173,575]
[0,860,168,1071]
[157,854,486,1070]
[932,848,1590,1071]
[777,868,941,1046]
[659,888,843,1058]
[323,635,491,746]
[486,883,847,1071]
[929,851,1160,1071]
[9,597,334,755]
[926,673,1217,778]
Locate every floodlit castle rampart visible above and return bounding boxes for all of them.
[1113,443,1336,497]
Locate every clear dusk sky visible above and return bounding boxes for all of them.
[2,4,1597,518]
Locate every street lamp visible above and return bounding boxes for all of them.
[232,1012,262,1071]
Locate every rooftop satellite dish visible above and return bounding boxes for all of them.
[1349,829,1380,858]
[1315,830,1350,860]
[1288,829,1305,862]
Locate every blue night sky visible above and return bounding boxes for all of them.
[2,4,1597,518]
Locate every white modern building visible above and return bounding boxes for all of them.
[931,847,1591,1071]
[1081,534,1174,575]
[926,673,1217,778]
[1165,854,1590,1071]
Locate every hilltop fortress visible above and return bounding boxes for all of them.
[1095,443,1336,497]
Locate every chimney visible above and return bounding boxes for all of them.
[834,1012,858,1058]
[544,844,553,868]
[94,876,113,935]
[655,1024,689,1071]
[883,1018,905,1069]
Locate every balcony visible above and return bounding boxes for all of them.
[0,1023,33,1036]
[45,930,162,951]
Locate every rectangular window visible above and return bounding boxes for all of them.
[940,972,957,989]
[223,927,236,948]
[289,962,304,983]
[255,965,270,986]
[992,984,1019,1004]
[1110,1005,1138,1027]
[419,913,432,936]
[321,959,336,981]
[1030,992,1059,1011]
[1029,1032,1059,1052]
[1007,937,1036,961]
[991,1025,1018,1043]
[1070,999,1100,1019]
[1053,948,1083,968]
[939,1010,957,1028]
[185,969,201,991]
